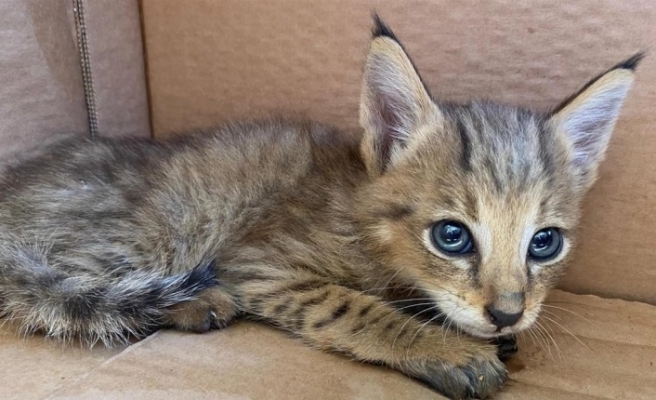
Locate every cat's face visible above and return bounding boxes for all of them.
[361,103,581,338]
[358,19,639,338]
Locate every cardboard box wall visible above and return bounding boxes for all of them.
[0,0,150,168]
[141,0,656,304]
[0,1,656,399]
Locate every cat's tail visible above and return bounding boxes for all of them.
[0,243,217,346]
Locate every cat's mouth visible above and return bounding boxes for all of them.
[423,293,541,339]
[404,284,543,339]
[441,312,534,339]
[451,320,518,339]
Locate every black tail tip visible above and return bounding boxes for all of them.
[616,51,645,71]
[186,260,219,290]
[371,12,397,41]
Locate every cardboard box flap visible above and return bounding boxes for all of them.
[29,290,655,400]
[0,322,121,400]
[44,325,442,400]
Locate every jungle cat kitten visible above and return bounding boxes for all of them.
[0,16,641,399]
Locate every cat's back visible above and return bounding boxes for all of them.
[141,119,365,236]
[0,119,364,274]
[127,119,367,273]
[0,119,356,202]
[149,119,361,204]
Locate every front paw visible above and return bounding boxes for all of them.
[166,287,239,333]
[404,346,507,399]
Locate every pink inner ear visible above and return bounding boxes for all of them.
[360,33,439,175]
[365,62,422,171]
[376,100,398,172]
[568,117,608,166]
[559,84,631,171]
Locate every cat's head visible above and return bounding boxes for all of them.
[357,16,641,338]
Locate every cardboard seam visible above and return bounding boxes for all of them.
[546,332,656,349]
[549,289,656,309]
[137,0,156,139]
[72,0,99,139]
[41,331,163,400]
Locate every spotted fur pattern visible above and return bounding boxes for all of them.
[0,17,640,399]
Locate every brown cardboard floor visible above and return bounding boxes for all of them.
[2,290,655,400]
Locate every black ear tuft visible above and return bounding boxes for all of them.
[552,52,644,114]
[368,12,429,91]
[372,12,398,41]
[614,51,645,71]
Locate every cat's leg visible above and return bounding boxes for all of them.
[166,286,239,333]
[238,279,507,399]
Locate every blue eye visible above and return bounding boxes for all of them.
[528,228,563,261]
[431,220,473,255]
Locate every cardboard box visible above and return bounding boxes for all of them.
[0,1,655,399]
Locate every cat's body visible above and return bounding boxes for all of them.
[0,119,375,334]
[0,17,640,399]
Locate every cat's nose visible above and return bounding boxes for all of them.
[486,307,523,328]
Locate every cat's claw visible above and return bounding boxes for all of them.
[188,309,232,332]
[493,334,518,362]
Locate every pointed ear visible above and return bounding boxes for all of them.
[359,15,443,176]
[550,53,643,189]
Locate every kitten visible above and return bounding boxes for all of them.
[0,16,640,399]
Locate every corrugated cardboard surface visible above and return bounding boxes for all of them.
[2,290,654,399]
[0,0,89,163]
[0,322,120,400]
[141,0,656,304]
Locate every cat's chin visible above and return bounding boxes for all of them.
[450,320,519,339]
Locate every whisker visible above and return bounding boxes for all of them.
[533,321,557,361]
[419,286,461,300]
[443,303,463,346]
[542,304,597,327]
[392,304,441,362]
[539,320,562,360]
[372,266,406,297]
[405,313,444,361]
[366,298,443,319]
[540,315,591,351]
[517,330,528,347]
[524,327,540,353]
[545,300,609,313]
[540,309,565,321]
